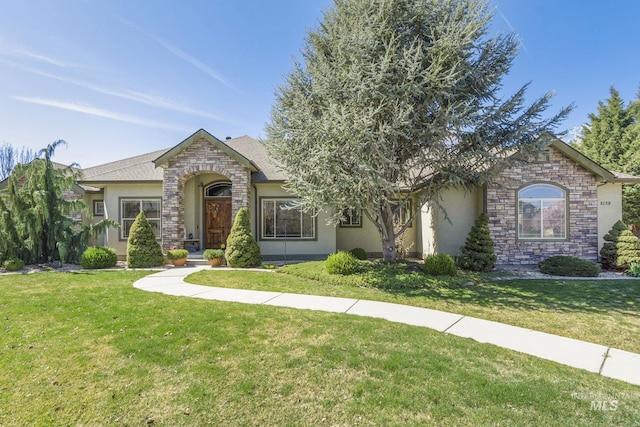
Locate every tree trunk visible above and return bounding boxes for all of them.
[380,210,397,262]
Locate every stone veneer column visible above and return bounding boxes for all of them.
[486,148,599,265]
[160,137,252,252]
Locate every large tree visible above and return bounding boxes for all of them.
[577,87,640,229]
[266,0,570,261]
[0,140,114,264]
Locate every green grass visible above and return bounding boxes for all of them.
[186,261,640,353]
[2,271,639,426]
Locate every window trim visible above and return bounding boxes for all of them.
[516,183,569,241]
[259,197,317,241]
[339,208,362,228]
[119,197,162,241]
[93,200,104,216]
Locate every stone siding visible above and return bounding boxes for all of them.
[160,138,252,251]
[486,148,599,265]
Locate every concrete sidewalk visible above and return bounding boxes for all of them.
[133,266,640,387]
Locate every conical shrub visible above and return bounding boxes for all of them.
[225,208,262,268]
[456,212,497,272]
[616,229,640,268]
[126,211,165,268]
[600,220,627,269]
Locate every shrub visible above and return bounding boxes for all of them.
[539,255,601,277]
[615,229,640,268]
[225,208,262,268]
[166,249,189,260]
[349,247,367,260]
[625,262,640,277]
[126,211,165,268]
[457,212,497,272]
[423,254,457,276]
[3,257,24,272]
[80,246,117,269]
[203,249,224,260]
[325,251,361,275]
[600,220,628,269]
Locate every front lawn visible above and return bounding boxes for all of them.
[186,261,640,353]
[2,271,639,426]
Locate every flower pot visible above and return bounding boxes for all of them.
[208,258,223,267]
[171,258,188,267]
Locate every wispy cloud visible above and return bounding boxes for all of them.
[116,17,237,91]
[496,9,531,59]
[12,96,191,132]
[0,58,234,123]
[0,38,78,69]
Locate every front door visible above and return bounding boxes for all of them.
[205,199,232,248]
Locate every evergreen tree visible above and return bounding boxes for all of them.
[577,87,640,230]
[0,140,114,264]
[616,229,640,268]
[0,142,36,181]
[600,220,627,269]
[579,87,632,170]
[266,0,570,262]
[126,211,165,268]
[457,212,497,272]
[225,208,262,268]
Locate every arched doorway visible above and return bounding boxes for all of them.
[204,182,232,248]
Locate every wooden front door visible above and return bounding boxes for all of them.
[205,199,232,248]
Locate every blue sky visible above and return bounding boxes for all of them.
[0,0,639,168]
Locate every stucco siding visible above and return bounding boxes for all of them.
[101,183,162,256]
[255,183,336,259]
[422,187,482,257]
[597,183,623,253]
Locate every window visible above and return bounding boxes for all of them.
[120,199,161,240]
[261,199,315,239]
[518,184,566,239]
[205,183,232,198]
[340,208,361,227]
[93,200,104,216]
[393,199,413,228]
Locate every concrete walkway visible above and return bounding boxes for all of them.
[133,266,640,387]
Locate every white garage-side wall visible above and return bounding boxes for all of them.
[254,183,336,260]
[102,183,163,257]
[421,187,483,258]
[597,182,623,255]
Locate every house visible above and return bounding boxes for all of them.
[76,128,640,265]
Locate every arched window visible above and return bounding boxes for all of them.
[518,184,566,239]
[205,183,232,198]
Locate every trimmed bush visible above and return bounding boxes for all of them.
[457,212,497,272]
[203,249,224,260]
[80,246,117,269]
[325,251,361,275]
[539,255,601,277]
[225,208,262,268]
[3,257,24,272]
[423,253,457,276]
[349,247,367,260]
[616,229,640,268]
[625,262,640,277]
[600,220,627,269]
[126,211,165,268]
[166,249,189,261]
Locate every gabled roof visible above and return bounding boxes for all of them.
[153,128,258,172]
[548,137,640,183]
[80,149,168,184]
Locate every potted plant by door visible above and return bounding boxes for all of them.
[166,248,189,266]
[203,249,225,267]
